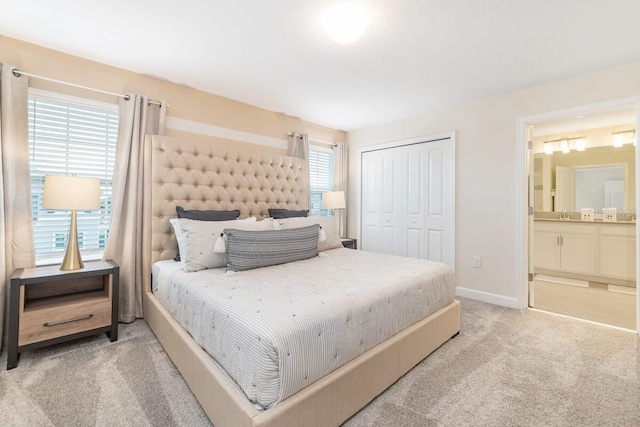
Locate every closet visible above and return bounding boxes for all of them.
[360,136,455,268]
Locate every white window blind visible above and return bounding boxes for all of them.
[28,94,118,264]
[309,147,334,216]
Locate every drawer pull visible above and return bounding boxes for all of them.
[43,314,94,327]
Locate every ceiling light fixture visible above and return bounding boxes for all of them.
[322,3,369,45]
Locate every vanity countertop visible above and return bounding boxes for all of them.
[534,218,636,225]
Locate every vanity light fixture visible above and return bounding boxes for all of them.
[543,136,587,154]
[612,129,635,148]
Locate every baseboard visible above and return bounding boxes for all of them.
[607,284,637,295]
[534,274,589,288]
[455,287,520,309]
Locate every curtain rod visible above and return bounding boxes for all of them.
[288,132,338,147]
[11,68,165,107]
[311,138,338,148]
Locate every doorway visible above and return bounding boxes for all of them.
[518,100,640,333]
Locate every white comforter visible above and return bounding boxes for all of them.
[152,248,456,409]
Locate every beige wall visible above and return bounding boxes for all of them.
[348,60,640,306]
[0,35,346,154]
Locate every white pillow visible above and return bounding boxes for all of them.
[171,217,272,271]
[170,216,258,263]
[276,216,343,252]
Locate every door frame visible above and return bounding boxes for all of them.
[356,131,456,271]
[516,97,640,333]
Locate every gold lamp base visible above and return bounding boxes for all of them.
[60,210,84,271]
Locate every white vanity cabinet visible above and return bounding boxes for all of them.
[599,224,636,281]
[534,228,562,270]
[534,220,636,282]
[534,222,596,275]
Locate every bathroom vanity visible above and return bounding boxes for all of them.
[534,218,636,285]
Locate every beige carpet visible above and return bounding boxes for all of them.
[1,298,638,426]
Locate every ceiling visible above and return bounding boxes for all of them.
[1,0,640,131]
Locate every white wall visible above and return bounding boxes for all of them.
[347,60,640,307]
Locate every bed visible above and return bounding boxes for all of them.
[141,135,460,427]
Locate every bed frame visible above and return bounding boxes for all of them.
[141,135,460,427]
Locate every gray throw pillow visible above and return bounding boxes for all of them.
[176,206,241,221]
[225,225,319,271]
[268,208,309,219]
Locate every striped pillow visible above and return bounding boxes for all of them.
[225,225,319,272]
[175,217,273,272]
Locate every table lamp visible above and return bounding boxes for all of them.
[322,191,346,235]
[42,175,101,271]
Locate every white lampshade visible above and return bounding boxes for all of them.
[43,175,101,210]
[322,191,346,209]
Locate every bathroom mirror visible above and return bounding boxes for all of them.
[534,144,635,212]
[574,165,624,211]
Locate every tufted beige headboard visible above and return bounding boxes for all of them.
[142,135,308,290]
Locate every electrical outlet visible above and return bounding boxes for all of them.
[472,256,482,268]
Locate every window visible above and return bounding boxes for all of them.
[309,146,334,216]
[28,91,118,264]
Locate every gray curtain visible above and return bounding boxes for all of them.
[333,142,348,237]
[0,64,35,349]
[287,133,309,160]
[288,133,310,210]
[103,95,165,323]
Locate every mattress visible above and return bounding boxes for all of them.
[152,248,456,409]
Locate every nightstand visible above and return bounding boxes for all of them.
[341,238,357,249]
[7,260,119,369]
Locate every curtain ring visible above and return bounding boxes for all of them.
[124,94,131,101]
[12,69,22,78]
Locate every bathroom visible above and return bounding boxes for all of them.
[530,108,636,330]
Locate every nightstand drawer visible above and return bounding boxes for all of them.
[19,298,111,346]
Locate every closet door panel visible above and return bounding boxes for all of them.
[407,150,423,215]
[424,141,454,267]
[362,225,380,253]
[403,144,427,259]
[428,229,444,263]
[407,228,423,259]
[380,147,406,256]
[381,226,396,255]
[427,148,444,216]
[361,151,381,252]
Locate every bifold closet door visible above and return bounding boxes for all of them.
[361,139,453,266]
